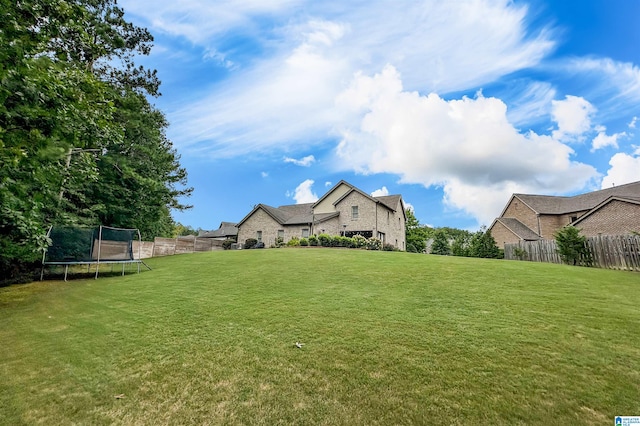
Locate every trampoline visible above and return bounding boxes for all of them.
[40,225,150,281]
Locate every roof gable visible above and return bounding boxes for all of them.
[572,196,640,226]
[512,180,640,215]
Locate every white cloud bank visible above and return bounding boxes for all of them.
[335,66,598,225]
[601,148,640,189]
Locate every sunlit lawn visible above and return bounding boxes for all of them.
[1,249,639,425]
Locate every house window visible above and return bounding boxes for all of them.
[387,211,390,225]
[302,228,309,238]
[278,229,284,238]
[256,231,262,243]
[352,205,359,220]
[570,216,578,223]
[378,232,385,244]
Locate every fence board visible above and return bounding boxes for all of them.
[505,235,640,271]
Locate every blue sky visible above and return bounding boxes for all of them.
[119,0,640,231]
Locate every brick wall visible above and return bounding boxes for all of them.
[489,221,521,249]
[575,200,640,236]
[502,198,538,234]
[237,208,281,247]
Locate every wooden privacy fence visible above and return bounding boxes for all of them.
[505,235,640,271]
[151,236,224,257]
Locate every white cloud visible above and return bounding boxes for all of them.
[404,202,415,213]
[261,171,269,178]
[143,0,555,157]
[290,179,318,204]
[551,95,596,141]
[370,186,389,197]
[568,57,640,102]
[284,155,316,167]
[601,150,640,189]
[629,116,637,129]
[591,127,626,152]
[335,65,598,225]
[325,181,332,187]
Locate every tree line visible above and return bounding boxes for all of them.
[405,209,502,258]
[1,0,191,282]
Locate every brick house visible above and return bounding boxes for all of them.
[488,180,640,248]
[237,181,407,249]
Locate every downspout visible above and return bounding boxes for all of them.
[536,214,542,238]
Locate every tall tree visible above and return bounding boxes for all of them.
[0,0,190,281]
[405,208,429,253]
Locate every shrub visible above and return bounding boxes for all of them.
[318,234,332,247]
[274,236,284,248]
[383,243,397,251]
[287,236,300,247]
[406,243,418,253]
[222,239,234,250]
[554,226,592,266]
[300,238,309,246]
[366,237,382,251]
[513,247,528,260]
[352,234,367,249]
[244,238,258,249]
[308,235,318,246]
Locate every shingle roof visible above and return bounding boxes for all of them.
[375,195,402,211]
[199,222,238,238]
[514,180,640,214]
[495,218,541,240]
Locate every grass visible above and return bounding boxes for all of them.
[1,249,639,425]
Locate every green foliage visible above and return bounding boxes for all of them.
[299,238,309,246]
[317,234,332,247]
[405,209,429,253]
[308,235,318,246]
[287,237,300,247]
[430,230,451,255]
[468,227,502,259]
[513,247,528,260]
[366,237,382,251]
[352,234,367,249]
[222,239,234,250]
[244,238,258,249]
[274,236,285,248]
[406,243,418,253]
[0,0,191,281]
[554,226,592,266]
[173,222,199,237]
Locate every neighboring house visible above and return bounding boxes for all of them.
[237,180,407,249]
[489,180,640,248]
[199,222,238,241]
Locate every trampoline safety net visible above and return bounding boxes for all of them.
[41,225,145,280]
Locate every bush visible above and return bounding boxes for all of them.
[318,234,332,247]
[352,234,367,249]
[274,236,284,248]
[287,236,300,247]
[383,243,398,251]
[554,226,592,266]
[406,243,418,253]
[300,238,309,246]
[366,237,382,251]
[244,238,258,249]
[222,239,234,250]
[308,235,318,246]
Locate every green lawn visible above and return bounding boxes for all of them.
[1,249,639,425]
